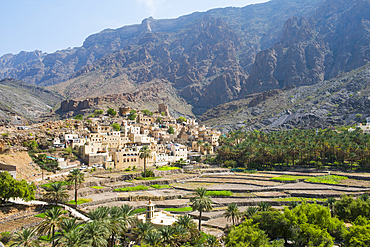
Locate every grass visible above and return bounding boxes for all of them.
[163,207,193,212]
[132,208,146,214]
[206,191,233,196]
[90,186,105,189]
[270,175,310,182]
[150,184,171,189]
[113,185,149,192]
[135,177,161,180]
[67,198,92,205]
[157,166,180,171]
[305,175,348,184]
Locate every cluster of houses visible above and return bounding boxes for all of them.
[50,104,221,170]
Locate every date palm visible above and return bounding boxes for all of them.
[132,221,154,244]
[54,229,88,247]
[82,221,110,247]
[43,182,69,205]
[258,201,271,212]
[37,207,65,246]
[139,146,152,178]
[175,214,198,239]
[143,230,162,247]
[190,187,213,231]
[11,228,41,247]
[244,206,259,219]
[66,168,85,207]
[205,235,221,247]
[224,203,241,226]
[327,197,336,217]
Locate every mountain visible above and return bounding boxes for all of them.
[1,0,370,122]
[0,79,64,124]
[238,0,370,97]
[199,63,370,132]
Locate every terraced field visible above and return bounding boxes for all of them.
[3,169,370,236]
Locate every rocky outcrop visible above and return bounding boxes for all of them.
[60,83,169,112]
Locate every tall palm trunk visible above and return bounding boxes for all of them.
[144,158,147,178]
[198,210,202,231]
[75,179,78,207]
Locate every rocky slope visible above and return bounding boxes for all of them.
[0,79,64,124]
[200,63,370,132]
[239,0,370,97]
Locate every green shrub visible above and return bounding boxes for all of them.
[206,191,232,196]
[113,185,149,192]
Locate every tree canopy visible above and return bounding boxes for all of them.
[0,171,36,202]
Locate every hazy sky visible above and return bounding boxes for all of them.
[0,0,269,56]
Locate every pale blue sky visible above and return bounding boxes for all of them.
[0,0,268,56]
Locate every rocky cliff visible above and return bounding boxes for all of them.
[200,63,370,132]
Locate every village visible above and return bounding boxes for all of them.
[0,103,221,180]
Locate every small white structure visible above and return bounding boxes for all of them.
[137,200,178,227]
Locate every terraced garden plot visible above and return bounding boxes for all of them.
[270,175,310,182]
[207,183,267,192]
[171,182,220,190]
[253,191,289,198]
[192,177,281,186]
[0,216,43,232]
[286,190,367,198]
[338,179,370,187]
[203,175,279,182]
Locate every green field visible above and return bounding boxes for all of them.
[113,185,149,192]
[67,198,92,205]
[270,175,310,182]
[150,184,171,189]
[90,186,105,189]
[157,166,180,171]
[206,190,233,196]
[305,175,348,184]
[163,207,193,212]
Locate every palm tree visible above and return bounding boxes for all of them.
[11,228,41,247]
[190,187,213,231]
[132,221,155,244]
[205,235,221,247]
[244,206,259,219]
[223,203,241,226]
[88,206,110,221]
[66,168,85,207]
[143,230,162,247]
[175,214,199,240]
[37,207,65,246]
[107,206,129,247]
[158,225,177,247]
[83,221,110,247]
[258,201,271,212]
[54,229,88,247]
[59,217,82,233]
[43,182,69,205]
[139,146,152,178]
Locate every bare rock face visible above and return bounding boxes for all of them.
[239,0,370,98]
[239,16,328,97]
